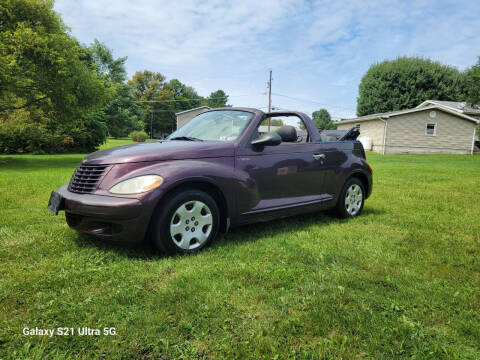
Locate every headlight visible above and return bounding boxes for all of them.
[109,175,163,194]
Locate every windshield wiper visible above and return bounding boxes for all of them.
[168,136,203,141]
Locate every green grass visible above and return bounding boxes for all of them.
[98,137,157,149]
[1,140,479,359]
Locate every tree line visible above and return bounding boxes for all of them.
[0,0,229,153]
[2,1,479,153]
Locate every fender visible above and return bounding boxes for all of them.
[108,159,250,223]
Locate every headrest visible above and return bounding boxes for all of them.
[277,125,297,142]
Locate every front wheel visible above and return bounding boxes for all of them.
[335,178,365,218]
[151,189,220,254]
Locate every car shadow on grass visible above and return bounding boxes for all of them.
[73,233,165,260]
[0,156,83,170]
[212,206,384,248]
[71,206,384,259]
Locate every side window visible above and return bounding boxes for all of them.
[255,116,310,143]
[425,123,436,136]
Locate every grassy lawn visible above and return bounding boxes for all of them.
[98,137,157,150]
[0,140,479,359]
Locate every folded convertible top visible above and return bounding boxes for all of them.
[320,127,360,142]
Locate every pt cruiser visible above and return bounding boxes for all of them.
[48,108,372,254]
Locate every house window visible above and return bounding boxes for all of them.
[355,123,361,130]
[425,123,436,136]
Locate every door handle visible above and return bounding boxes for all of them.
[313,153,326,160]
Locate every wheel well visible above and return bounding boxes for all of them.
[161,181,229,232]
[350,172,369,198]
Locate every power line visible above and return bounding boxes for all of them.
[135,94,254,103]
[271,92,356,112]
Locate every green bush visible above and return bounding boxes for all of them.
[129,131,148,142]
[0,125,59,154]
[0,117,108,154]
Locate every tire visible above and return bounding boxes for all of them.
[334,177,365,218]
[151,189,220,254]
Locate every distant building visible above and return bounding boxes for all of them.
[258,125,281,135]
[176,106,211,129]
[337,101,479,154]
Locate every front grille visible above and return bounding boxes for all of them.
[68,164,110,193]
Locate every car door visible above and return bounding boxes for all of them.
[235,122,331,216]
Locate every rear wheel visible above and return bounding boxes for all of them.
[335,177,365,218]
[151,189,220,254]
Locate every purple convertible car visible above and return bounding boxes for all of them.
[48,108,372,254]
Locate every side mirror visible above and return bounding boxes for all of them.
[251,132,282,147]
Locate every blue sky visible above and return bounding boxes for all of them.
[54,0,480,119]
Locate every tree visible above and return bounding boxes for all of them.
[86,39,127,84]
[357,57,463,116]
[270,119,284,126]
[0,0,109,152]
[312,109,337,130]
[128,71,175,136]
[0,0,107,119]
[127,72,231,137]
[166,79,202,112]
[462,57,480,133]
[206,90,229,108]
[463,57,480,107]
[85,39,143,138]
[104,84,145,138]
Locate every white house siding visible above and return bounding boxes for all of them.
[384,109,476,154]
[337,119,385,153]
[176,108,210,129]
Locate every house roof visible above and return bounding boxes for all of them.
[175,106,211,115]
[417,100,480,115]
[340,104,479,124]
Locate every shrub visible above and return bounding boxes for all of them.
[0,124,60,154]
[129,131,148,142]
[0,116,108,154]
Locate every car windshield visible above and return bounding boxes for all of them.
[167,110,253,142]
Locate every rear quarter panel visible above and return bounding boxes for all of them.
[320,140,371,201]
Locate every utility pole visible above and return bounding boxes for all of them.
[267,70,272,132]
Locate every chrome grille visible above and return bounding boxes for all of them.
[68,164,110,193]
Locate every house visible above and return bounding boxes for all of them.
[176,106,211,129]
[416,100,480,121]
[337,101,479,154]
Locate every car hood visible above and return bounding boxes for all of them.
[83,140,235,165]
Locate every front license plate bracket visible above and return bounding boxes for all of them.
[48,191,65,215]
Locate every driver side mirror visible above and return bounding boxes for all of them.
[251,132,282,147]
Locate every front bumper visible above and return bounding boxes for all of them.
[55,185,151,244]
